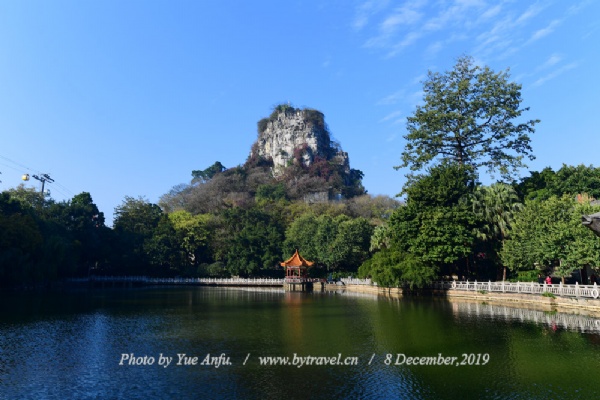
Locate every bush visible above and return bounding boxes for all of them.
[510,269,540,282]
[197,262,229,278]
[257,118,269,133]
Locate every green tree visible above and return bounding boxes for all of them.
[514,164,600,201]
[554,164,600,199]
[192,161,226,184]
[284,213,373,272]
[513,167,556,201]
[113,196,163,273]
[221,207,284,276]
[144,215,182,273]
[502,196,600,282]
[367,164,478,286]
[113,196,162,236]
[370,224,391,251]
[328,217,374,271]
[0,212,43,286]
[398,55,539,180]
[283,213,320,261]
[468,183,522,280]
[358,248,404,287]
[358,249,438,289]
[61,192,107,275]
[255,183,287,203]
[4,184,45,211]
[168,210,213,268]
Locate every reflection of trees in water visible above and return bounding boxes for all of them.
[451,301,600,333]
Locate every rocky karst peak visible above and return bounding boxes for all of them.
[251,104,350,177]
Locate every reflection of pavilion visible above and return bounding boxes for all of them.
[280,250,322,291]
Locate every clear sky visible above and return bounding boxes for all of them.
[1,0,598,225]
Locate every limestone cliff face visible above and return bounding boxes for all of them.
[252,106,350,177]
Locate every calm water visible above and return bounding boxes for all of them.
[1,287,599,399]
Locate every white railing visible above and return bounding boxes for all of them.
[73,276,285,286]
[433,280,600,300]
[284,278,324,283]
[341,278,376,286]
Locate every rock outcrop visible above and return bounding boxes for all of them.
[251,105,350,177]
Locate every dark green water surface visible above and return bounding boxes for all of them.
[1,287,599,399]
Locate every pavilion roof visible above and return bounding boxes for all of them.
[280,250,314,268]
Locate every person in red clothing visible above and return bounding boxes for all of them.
[545,276,552,285]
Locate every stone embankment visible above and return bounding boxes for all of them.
[333,279,600,315]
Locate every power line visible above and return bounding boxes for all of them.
[0,161,25,173]
[0,154,38,172]
[0,153,77,198]
[53,180,75,196]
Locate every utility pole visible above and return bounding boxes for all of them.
[32,173,54,195]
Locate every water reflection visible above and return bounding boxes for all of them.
[449,300,600,333]
[1,287,599,399]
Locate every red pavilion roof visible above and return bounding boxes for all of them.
[280,250,314,268]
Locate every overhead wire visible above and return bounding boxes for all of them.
[0,161,25,173]
[53,181,75,196]
[0,154,35,172]
[0,153,77,199]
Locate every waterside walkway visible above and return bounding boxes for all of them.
[69,276,285,286]
[69,276,599,299]
[433,280,600,300]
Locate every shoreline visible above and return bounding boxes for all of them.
[10,278,600,317]
[331,283,600,316]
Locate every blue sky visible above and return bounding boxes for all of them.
[1,0,598,225]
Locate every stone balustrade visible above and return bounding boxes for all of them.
[434,280,600,299]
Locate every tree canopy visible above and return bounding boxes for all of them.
[514,164,600,201]
[192,161,226,184]
[501,196,600,282]
[398,55,539,181]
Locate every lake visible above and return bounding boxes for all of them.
[1,287,599,399]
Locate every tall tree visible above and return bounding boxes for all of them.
[398,55,539,181]
[363,164,478,287]
[113,196,163,273]
[469,183,522,280]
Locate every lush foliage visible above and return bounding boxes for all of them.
[0,188,111,287]
[284,213,373,272]
[501,196,600,282]
[360,164,479,287]
[468,183,522,280]
[398,55,539,181]
[514,164,600,201]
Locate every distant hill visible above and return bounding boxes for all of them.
[160,104,365,213]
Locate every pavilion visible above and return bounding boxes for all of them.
[280,249,314,280]
[280,250,321,291]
